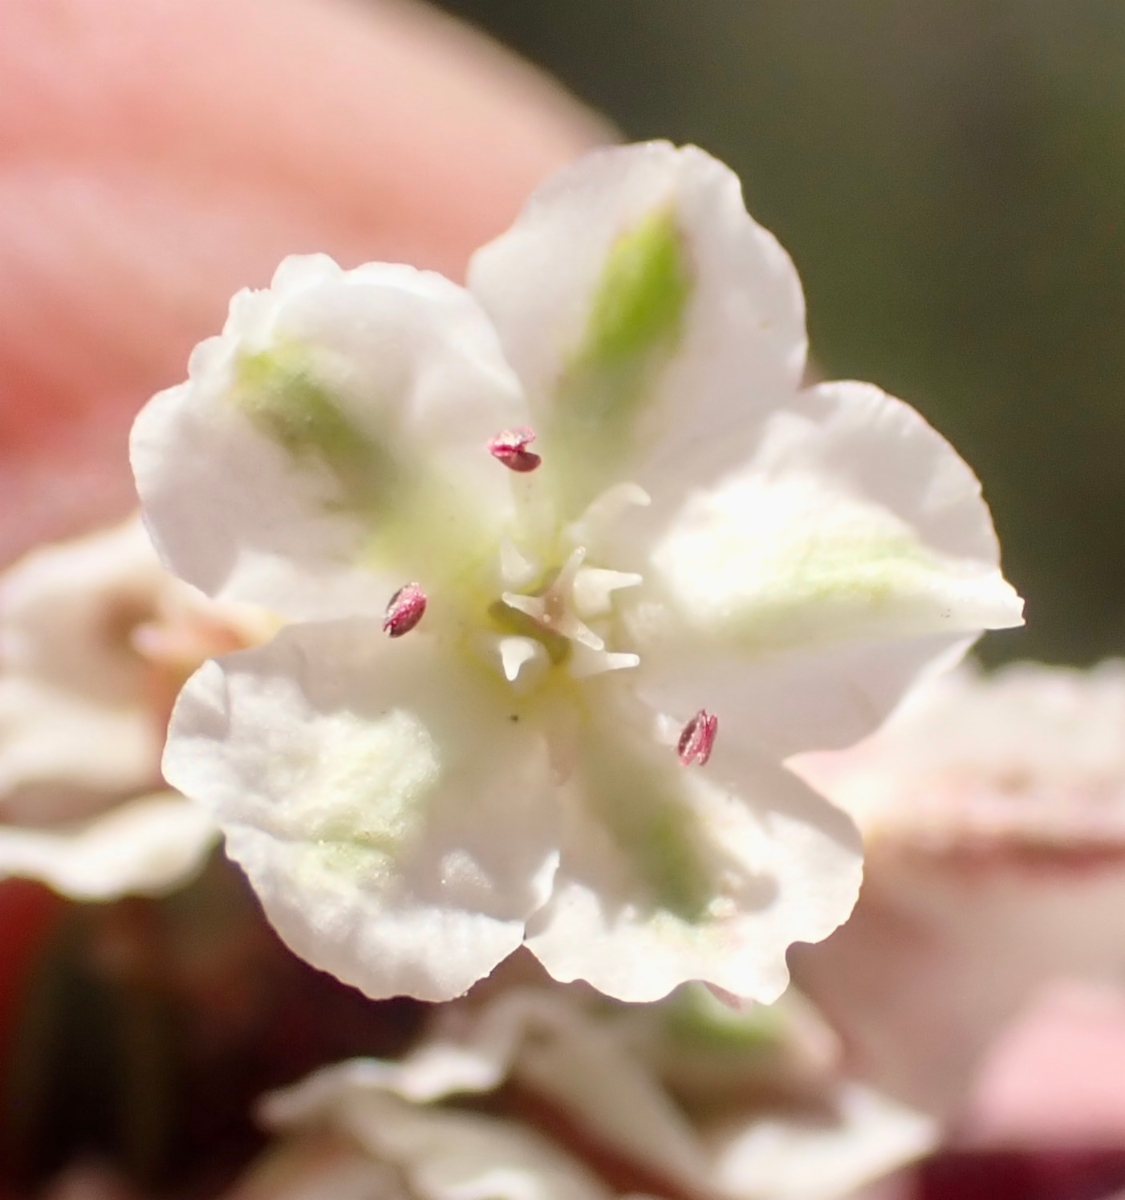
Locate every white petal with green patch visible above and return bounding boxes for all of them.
[132,255,529,622]
[468,142,807,518]
[163,622,559,1002]
[523,722,862,1004]
[631,380,1023,759]
[262,1070,614,1200]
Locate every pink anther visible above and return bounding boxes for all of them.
[678,709,718,766]
[383,583,427,637]
[488,427,541,472]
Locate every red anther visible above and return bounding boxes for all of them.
[678,709,718,766]
[383,583,427,637]
[488,427,542,473]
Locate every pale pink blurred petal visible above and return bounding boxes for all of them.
[792,848,1125,1121]
[962,980,1125,1149]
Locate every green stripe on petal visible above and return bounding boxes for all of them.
[582,206,692,369]
[232,346,501,600]
[235,346,401,515]
[652,472,1024,656]
[551,208,693,513]
[578,726,711,923]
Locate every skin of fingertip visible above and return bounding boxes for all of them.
[0,0,606,565]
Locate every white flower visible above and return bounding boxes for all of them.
[258,982,936,1200]
[0,516,264,899]
[132,141,1022,1003]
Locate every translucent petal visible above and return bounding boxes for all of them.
[632,380,1023,759]
[0,792,217,900]
[164,622,558,1001]
[469,142,807,516]
[524,723,862,1003]
[133,256,530,620]
[262,1074,612,1200]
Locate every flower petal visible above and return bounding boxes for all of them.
[709,1082,936,1200]
[524,721,862,1004]
[163,622,558,1001]
[132,255,530,620]
[468,142,806,516]
[262,1070,613,1200]
[342,987,713,1189]
[226,1133,409,1200]
[632,380,1023,759]
[0,674,157,823]
[0,516,163,818]
[0,792,217,900]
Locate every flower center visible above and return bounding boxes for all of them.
[476,432,648,691]
[497,546,642,685]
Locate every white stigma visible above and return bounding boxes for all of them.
[572,566,642,618]
[499,636,547,684]
[502,548,605,652]
[495,481,650,684]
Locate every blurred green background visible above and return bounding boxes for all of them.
[430,0,1125,666]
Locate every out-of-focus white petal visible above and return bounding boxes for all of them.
[633,381,1022,759]
[524,724,862,1004]
[482,991,715,1191]
[468,142,806,515]
[164,623,558,1002]
[133,256,530,621]
[0,677,156,824]
[708,1082,936,1200]
[0,792,217,900]
[225,1132,411,1200]
[262,1077,613,1200]
[1,515,160,692]
[0,517,163,818]
[340,987,712,1189]
[293,985,935,1200]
